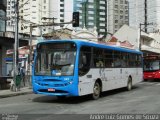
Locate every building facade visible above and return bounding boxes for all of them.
[0,0,6,32]
[0,0,7,76]
[107,0,129,34]
[6,0,51,36]
[74,0,107,36]
[6,0,108,36]
[49,0,73,29]
[129,0,160,33]
[6,0,15,32]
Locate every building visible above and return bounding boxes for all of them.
[6,0,15,32]
[107,0,129,34]
[0,0,7,76]
[112,24,160,55]
[6,0,74,36]
[49,0,73,29]
[1,0,28,76]
[129,0,160,33]
[0,0,6,32]
[6,0,50,36]
[6,0,108,37]
[74,0,107,37]
[49,0,107,36]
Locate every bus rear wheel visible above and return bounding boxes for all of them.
[127,77,132,91]
[92,82,101,100]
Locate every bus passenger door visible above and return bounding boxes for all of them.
[78,46,92,96]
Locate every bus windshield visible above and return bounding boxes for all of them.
[144,60,160,71]
[35,42,77,76]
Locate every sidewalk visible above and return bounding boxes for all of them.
[0,87,33,98]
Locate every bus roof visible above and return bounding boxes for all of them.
[37,39,142,54]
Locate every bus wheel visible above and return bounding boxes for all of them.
[127,77,132,91]
[92,82,101,100]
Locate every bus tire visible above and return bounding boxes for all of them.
[92,81,101,100]
[127,77,132,91]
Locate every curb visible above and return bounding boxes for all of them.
[0,91,33,99]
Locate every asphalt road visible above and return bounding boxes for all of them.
[0,81,160,120]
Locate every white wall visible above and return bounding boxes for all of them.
[113,25,139,49]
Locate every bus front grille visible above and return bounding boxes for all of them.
[38,89,68,94]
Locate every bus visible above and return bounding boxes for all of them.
[32,39,143,99]
[143,55,160,80]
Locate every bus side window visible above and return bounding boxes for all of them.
[104,49,114,68]
[79,53,87,68]
[93,48,104,68]
[79,46,91,76]
[129,54,136,67]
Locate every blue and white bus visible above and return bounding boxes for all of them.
[32,39,143,99]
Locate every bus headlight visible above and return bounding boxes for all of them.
[64,80,73,86]
[69,81,73,84]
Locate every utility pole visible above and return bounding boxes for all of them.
[144,0,147,33]
[139,22,153,50]
[139,23,142,51]
[28,24,33,88]
[12,0,19,91]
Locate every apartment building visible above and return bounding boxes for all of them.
[6,0,49,36]
[50,0,108,36]
[107,0,129,34]
[6,0,15,31]
[6,0,108,36]
[74,0,107,36]
[129,0,160,33]
[49,0,73,29]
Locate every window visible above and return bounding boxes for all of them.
[113,51,129,68]
[79,46,91,76]
[115,5,118,9]
[113,51,121,67]
[120,15,123,19]
[121,52,128,67]
[60,9,64,12]
[120,10,123,14]
[60,14,64,17]
[114,10,118,13]
[104,49,114,67]
[129,54,137,67]
[60,4,64,7]
[120,0,123,4]
[93,48,104,68]
[115,20,118,23]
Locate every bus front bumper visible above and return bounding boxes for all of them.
[32,82,78,97]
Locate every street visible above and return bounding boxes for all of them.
[0,81,160,120]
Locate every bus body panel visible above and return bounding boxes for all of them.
[78,68,143,96]
[144,70,160,80]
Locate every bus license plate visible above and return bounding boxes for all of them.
[48,88,55,92]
